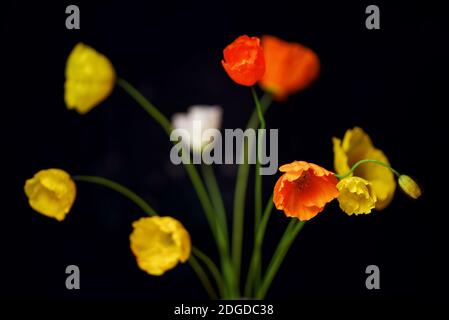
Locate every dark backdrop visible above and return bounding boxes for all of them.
[1,0,447,300]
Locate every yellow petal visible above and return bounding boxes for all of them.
[332,137,350,176]
[337,177,377,215]
[24,169,76,221]
[333,127,396,210]
[64,43,116,114]
[341,127,374,163]
[357,148,396,210]
[130,216,191,276]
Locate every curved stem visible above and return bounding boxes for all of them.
[232,93,272,292]
[252,87,266,129]
[336,159,401,180]
[201,164,229,250]
[200,164,236,297]
[183,162,226,252]
[188,255,218,299]
[181,160,233,291]
[117,78,233,294]
[192,247,226,298]
[232,142,250,293]
[73,175,218,298]
[244,194,274,297]
[251,87,266,289]
[117,77,216,235]
[73,175,157,216]
[256,220,305,299]
[116,78,172,135]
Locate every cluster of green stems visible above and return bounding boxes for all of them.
[73,78,306,299]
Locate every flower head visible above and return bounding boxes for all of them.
[65,43,116,114]
[273,161,339,221]
[222,35,265,86]
[24,169,76,221]
[171,105,222,154]
[398,175,421,199]
[337,177,377,215]
[333,127,396,210]
[130,216,191,276]
[259,35,320,100]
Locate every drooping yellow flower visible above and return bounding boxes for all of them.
[64,43,116,114]
[398,175,422,199]
[333,127,396,210]
[24,169,76,221]
[337,177,377,215]
[130,216,191,276]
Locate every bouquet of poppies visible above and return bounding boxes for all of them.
[24,35,421,299]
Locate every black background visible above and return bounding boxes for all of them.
[1,0,447,300]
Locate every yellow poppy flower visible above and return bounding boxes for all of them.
[24,169,76,221]
[398,175,421,199]
[130,216,191,276]
[333,127,396,210]
[337,177,377,215]
[64,43,116,114]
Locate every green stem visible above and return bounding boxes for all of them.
[336,159,401,180]
[256,220,306,299]
[181,161,234,296]
[232,93,272,292]
[117,78,216,237]
[182,159,232,292]
[251,87,266,129]
[192,247,226,298]
[244,195,274,297]
[73,175,218,298]
[251,87,266,289]
[232,141,250,294]
[73,175,157,216]
[117,78,233,295]
[116,78,172,135]
[183,161,226,253]
[200,164,236,298]
[188,255,218,299]
[201,164,229,250]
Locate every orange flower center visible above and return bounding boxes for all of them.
[294,171,311,190]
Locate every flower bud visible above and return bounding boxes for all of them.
[398,175,421,199]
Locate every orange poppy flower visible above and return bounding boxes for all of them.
[221,35,265,86]
[273,161,339,221]
[259,35,320,100]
